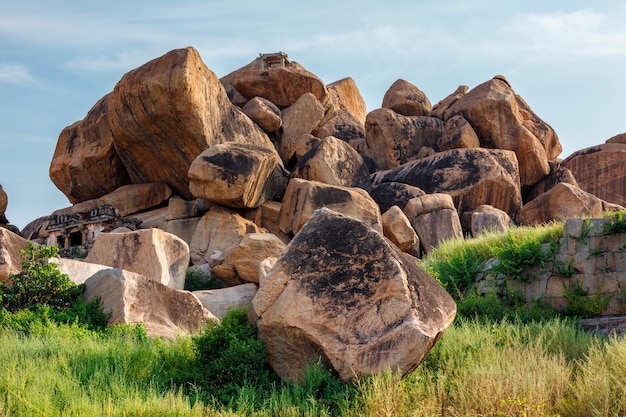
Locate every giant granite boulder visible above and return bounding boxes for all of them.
[382,79,432,117]
[51,47,276,203]
[0,228,29,284]
[0,185,8,224]
[97,182,173,216]
[445,75,561,187]
[252,208,456,382]
[562,141,626,207]
[279,92,325,164]
[85,228,190,290]
[372,148,522,221]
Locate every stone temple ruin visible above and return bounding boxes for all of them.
[258,51,291,71]
[42,204,141,257]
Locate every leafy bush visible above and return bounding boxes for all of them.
[184,268,223,291]
[603,211,626,234]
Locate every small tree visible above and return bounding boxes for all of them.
[0,242,82,312]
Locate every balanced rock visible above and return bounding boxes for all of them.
[291,136,371,192]
[470,205,514,236]
[252,208,456,382]
[85,228,189,290]
[188,142,281,209]
[446,76,561,187]
[382,79,432,117]
[280,92,325,164]
[97,182,173,217]
[518,183,604,226]
[242,97,282,132]
[50,94,131,204]
[0,228,29,284]
[370,182,425,213]
[190,205,261,266]
[279,178,382,235]
[194,283,258,319]
[562,142,626,207]
[365,108,443,170]
[83,269,215,338]
[381,206,420,257]
[403,193,463,254]
[373,148,522,221]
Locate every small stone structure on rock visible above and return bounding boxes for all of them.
[258,51,291,70]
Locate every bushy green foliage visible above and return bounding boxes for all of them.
[563,280,613,317]
[184,268,223,291]
[0,242,81,312]
[603,211,626,234]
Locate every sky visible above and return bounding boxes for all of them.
[2,1,626,230]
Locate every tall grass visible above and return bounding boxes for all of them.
[2,316,625,416]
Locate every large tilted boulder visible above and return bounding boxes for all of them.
[0,228,29,284]
[445,75,561,187]
[382,79,432,117]
[518,183,604,226]
[403,193,463,254]
[279,178,382,235]
[562,141,626,207]
[83,269,215,338]
[0,185,8,223]
[313,77,367,143]
[194,283,258,319]
[279,92,325,164]
[219,233,287,285]
[469,205,515,236]
[85,228,190,290]
[364,108,443,170]
[291,136,371,192]
[524,160,579,203]
[51,257,113,285]
[252,208,456,382]
[372,148,522,221]
[188,142,282,209]
[370,182,426,213]
[439,115,480,151]
[242,97,282,133]
[97,182,173,216]
[51,47,276,203]
[381,206,420,257]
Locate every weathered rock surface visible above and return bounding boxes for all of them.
[326,77,367,125]
[562,142,626,207]
[381,206,420,257]
[382,79,432,117]
[190,205,261,266]
[51,257,113,285]
[194,283,258,319]
[242,97,282,132]
[188,142,281,209]
[97,182,173,216]
[524,160,579,203]
[518,183,604,226]
[0,228,29,284]
[49,94,131,204]
[83,269,215,338]
[252,208,456,382]
[291,136,371,192]
[439,115,480,151]
[0,185,7,224]
[431,85,468,119]
[279,92,325,164]
[470,205,514,236]
[85,228,189,290]
[370,182,425,213]
[446,76,561,186]
[403,193,463,254]
[373,148,522,221]
[279,178,382,235]
[364,108,443,170]
[222,233,287,284]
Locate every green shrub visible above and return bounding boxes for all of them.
[184,268,223,291]
[603,211,626,234]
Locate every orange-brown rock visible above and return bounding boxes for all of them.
[439,115,480,151]
[242,97,282,133]
[518,183,604,225]
[370,182,425,213]
[220,233,287,285]
[188,143,281,209]
[0,228,29,284]
[372,148,522,221]
[83,268,215,339]
[562,142,626,207]
[469,205,514,236]
[50,94,131,203]
[252,208,456,382]
[291,136,371,192]
[0,185,7,223]
[278,178,382,235]
[85,228,190,290]
[312,110,365,144]
[325,77,367,124]
[280,92,325,164]
[97,182,173,217]
[446,76,561,187]
[403,193,463,254]
[364,108,443,170]
[382,79,432,117]
[524,160,578,203]
[227,59,329,108]
[189,205,262,266]
[381,205,420,257]
[606,132,626,144]
[431,85,468,119]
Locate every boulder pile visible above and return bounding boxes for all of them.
[3,46,626,380]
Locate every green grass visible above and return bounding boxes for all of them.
[1,315,625,416]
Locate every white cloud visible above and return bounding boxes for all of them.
[0,63,38,85]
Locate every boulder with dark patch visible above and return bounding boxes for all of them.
[291,136,371,192]
[382,79,432,117]
[372,148,522,221]
[97,182,173,217]
[252,208,456,382]
[364,108,443,170]
[279,92,325,164]
[370,182,426,213]
[439,115,480,151]
[524,160,579,203]
[188,142,281,209]
[242,97,282,133]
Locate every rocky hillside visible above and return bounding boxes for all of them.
[1,46,626,381]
